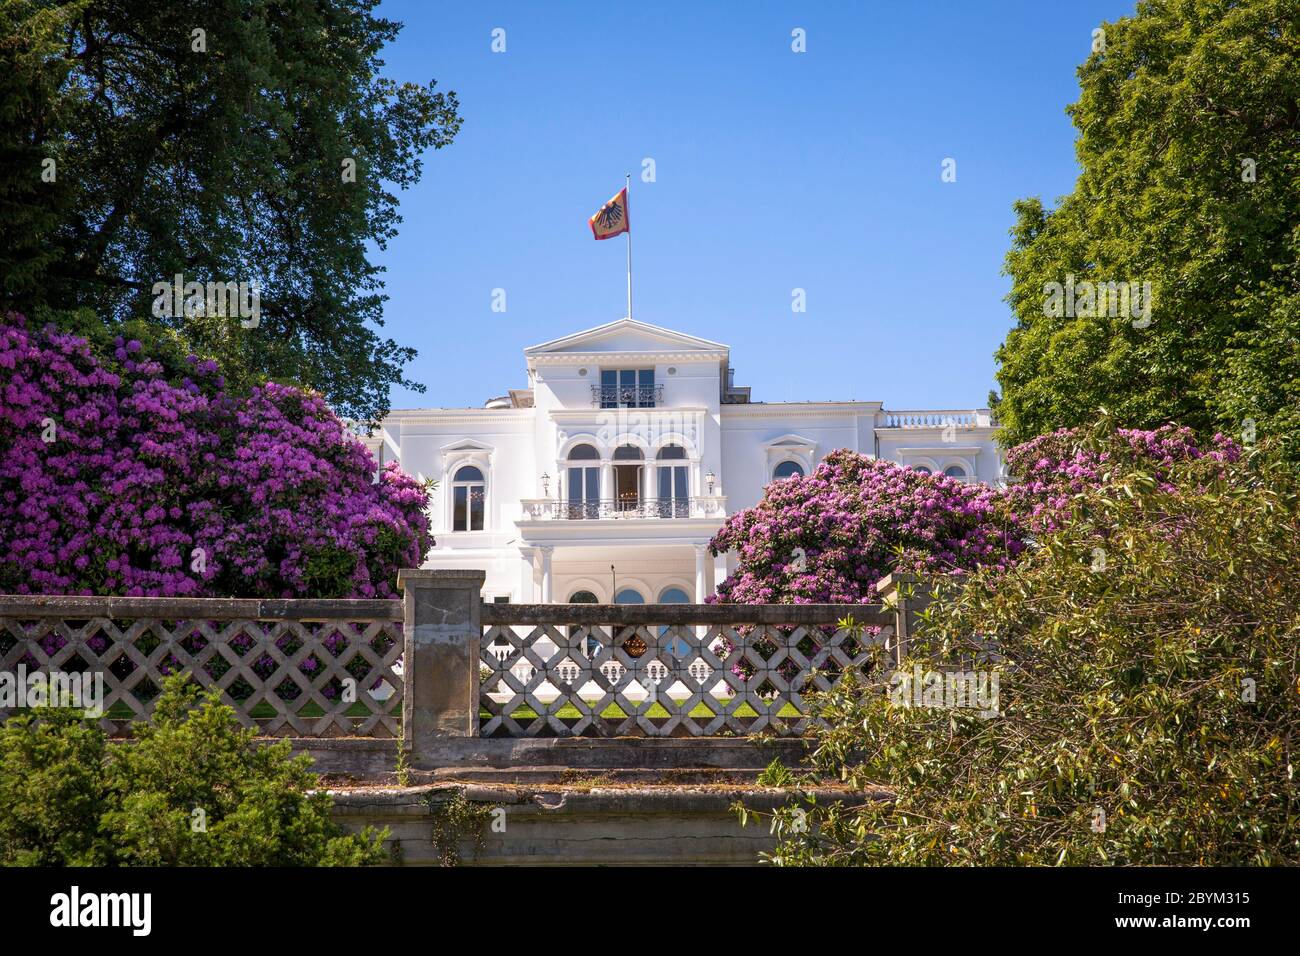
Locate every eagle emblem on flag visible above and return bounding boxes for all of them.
[589,187,630,240]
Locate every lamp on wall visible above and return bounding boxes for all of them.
[541,472,550,497]
[705,470,716,495]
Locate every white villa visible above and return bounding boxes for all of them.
[365,319,1001,606]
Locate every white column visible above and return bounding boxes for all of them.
[693,544,708,603]
[540,546,554,603]
[520,548,538,602]
[600,460,613,507]
[644,461,656,509]
[713,551,729,596]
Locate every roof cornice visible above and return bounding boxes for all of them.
[380,409,533,425]
[549,406,709,420]
[721,402,881,418]
[530,350,728,366]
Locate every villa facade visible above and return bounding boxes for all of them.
[365,319,1002,605]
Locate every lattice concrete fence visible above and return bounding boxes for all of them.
[0,594,404,738]
[0,571,928,770]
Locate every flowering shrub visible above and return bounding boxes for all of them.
[0,313,429,597]
[1001,423,1241,534]
[748,454,1300,865]
[712,426,1240,610]
[710,449,1024,607]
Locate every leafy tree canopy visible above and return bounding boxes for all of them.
[995,0,1300,460]
[0,0,461,420]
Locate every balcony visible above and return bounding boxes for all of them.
[591,383,664,408]
[879,409,995,428]
[521,496,726,520]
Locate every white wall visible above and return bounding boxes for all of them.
[373,322,1004,602]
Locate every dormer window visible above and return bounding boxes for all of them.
[597,368,658,408]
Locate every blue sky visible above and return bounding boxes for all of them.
[373,0,1129,410]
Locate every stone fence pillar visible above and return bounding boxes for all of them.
[874,573,932,669]
[397,569,485,762]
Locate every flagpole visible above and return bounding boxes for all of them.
[625,172,632,320]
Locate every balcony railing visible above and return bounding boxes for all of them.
[591,384,664,407]
[522,496,726,520]
[880,409,994,428]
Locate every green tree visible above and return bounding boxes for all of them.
[0,675,387,866]
[0,707,111,865]
[746,450,1300,865]
[0,0,461,421]
[0,1,71,299]
[995,0,1300,460]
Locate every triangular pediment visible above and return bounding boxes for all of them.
[765,434,818,449]
[439,438,494,454]
[525,319,728,357]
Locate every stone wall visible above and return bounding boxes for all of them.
[330,781,890,866]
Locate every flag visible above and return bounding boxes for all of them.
[589,187,629,240]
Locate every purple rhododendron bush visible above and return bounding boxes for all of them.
[711,449,1025,606]
[711,424,1240,606]
[0,313,429,597]
[1000,423,1241,535]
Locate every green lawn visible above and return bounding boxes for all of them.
[107,699,382,720]
[482,698,803,721]
[107,697,800,722]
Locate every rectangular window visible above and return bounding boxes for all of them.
[637,369,655,408]
[600,368,656,408]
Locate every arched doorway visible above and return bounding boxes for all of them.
[612,446,643,513]
[656,444,689,517]
[566,444,600,519]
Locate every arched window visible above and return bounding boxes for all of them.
[658,586,691,657]
[568,589,600,657]
[943,464,968,479]
[615,588,647,657]
[913,464,933,475]
[566,444,600,519]
[773,460,804,480]
[451,465,485,531]
[656,445,689,517]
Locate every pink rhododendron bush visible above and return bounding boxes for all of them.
[711,449,1024,606]
[1000,424,1241,535]
[0,313,429,597]
[711,425,1239,606]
